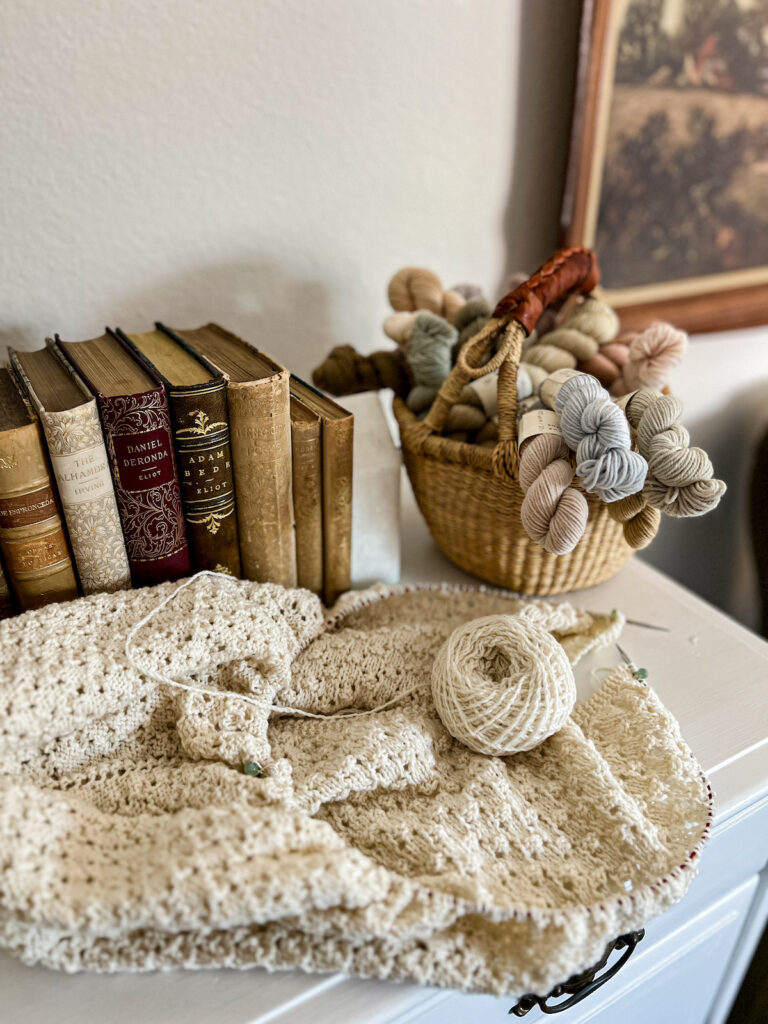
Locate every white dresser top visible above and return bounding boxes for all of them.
[2,476,767,1023]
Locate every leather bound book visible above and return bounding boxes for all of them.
[0,368,79,610]
[56,332,190,588]
[116,328,241,578]
[290,396,323,594]
[10,343,131,595]
[290,377,353,606]
[159,323,296,587]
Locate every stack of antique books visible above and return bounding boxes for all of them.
[0,324,352,615]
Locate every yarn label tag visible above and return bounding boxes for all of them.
[518,409,561,448]
[466,371,499,417]
[540,368,581,410]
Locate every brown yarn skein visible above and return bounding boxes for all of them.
[607,492,661,549]
[578,341,630,387]
[312,345,411,398]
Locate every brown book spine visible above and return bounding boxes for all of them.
[322,414,353,605]
[228,371,297,587]
[290,400,323,594]
[168,382,241,576]
[0,406,79,611]
[10,346,132,595]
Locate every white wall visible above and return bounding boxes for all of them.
[2,0,767,627]
[0,0,579,374]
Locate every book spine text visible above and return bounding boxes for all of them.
[169,384,240,576]
[99,390,190,587]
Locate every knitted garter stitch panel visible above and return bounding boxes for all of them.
[0,578,711,999]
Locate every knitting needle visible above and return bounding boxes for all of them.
[616,643,649,682]
[610,610,669,632]
[625,618,670,633]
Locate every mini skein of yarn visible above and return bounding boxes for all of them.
[607,491,661,550]
[451,298,491,362]
[382,311,417,346]
[525,296,619,375]
[451,283,486,301]
[387,267,466,323]
[405,312,457,413]
[578,341,630,388]
[553,372,648,503]
[431,613,576,756]
[518,425,590,555]
[312,344,411,398]
[627,388,726,516]
[609,322,688,396]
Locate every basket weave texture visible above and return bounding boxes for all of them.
[396,247,632,595]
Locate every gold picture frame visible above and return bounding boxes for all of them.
[563,0,768,333]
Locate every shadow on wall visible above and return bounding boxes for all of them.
[499,0,582,292]
[640,376,768,629]
[1,262,336,382]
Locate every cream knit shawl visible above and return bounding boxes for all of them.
[0,576,711,998]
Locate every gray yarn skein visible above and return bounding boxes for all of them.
[555,374,647,503]
[451,283,486,302]
[405,312,457,413]
[451,298,491,363]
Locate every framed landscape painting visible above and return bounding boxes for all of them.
[563,0,768,333]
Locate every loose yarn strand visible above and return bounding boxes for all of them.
[125,571,421,721]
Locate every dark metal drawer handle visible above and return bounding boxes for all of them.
[509,928,645,1016]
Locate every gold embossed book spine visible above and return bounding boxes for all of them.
[162,383,240,576]
[0,370,79,610]
[10,344,131,595]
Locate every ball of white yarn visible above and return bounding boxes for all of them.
[431,614,576,756]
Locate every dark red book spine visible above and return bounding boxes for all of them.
[97,389,190,587]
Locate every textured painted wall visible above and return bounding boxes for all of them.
[0,0,579,375]
[2,0,766,626]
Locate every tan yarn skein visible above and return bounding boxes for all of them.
[387,268,467,324]
[519,433,589,555]
[388,267,444,314]
[563,295,620,344]
[525,296,618,374]
[431,614,576,756]
[607,491,661,550]
[628,389,726,516]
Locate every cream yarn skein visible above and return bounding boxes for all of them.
[628,388,726,516]
[431,614,576,756]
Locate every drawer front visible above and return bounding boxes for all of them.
[389,876,758,1024]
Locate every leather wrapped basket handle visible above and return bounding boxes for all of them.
[416,246,600,478]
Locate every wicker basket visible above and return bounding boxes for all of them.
[394,247,632,596]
